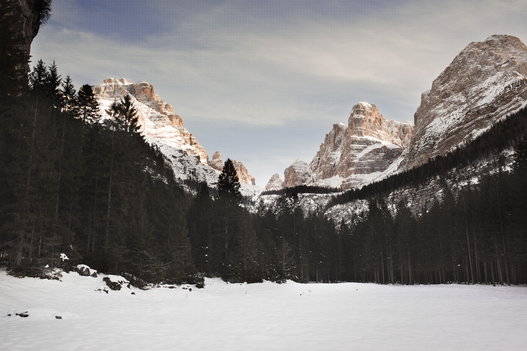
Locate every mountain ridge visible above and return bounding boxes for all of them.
[92,78,258,189]
[266,102,413,190]
[267,34,527,193]
[399,34,527,171]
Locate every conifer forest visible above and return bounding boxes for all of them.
[1,0,526,287]
[1,59,526,286]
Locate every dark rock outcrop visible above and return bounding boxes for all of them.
[103,277,123,291]
[1,0,49,96]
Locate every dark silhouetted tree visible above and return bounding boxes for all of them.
[78,84,100,125]
[106,94,141,136]
[217,159,241,197]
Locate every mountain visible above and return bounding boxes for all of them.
[400,34,527,170]
[267,34,527,193]
[266,102,413,190]
[283,160,315,188]
[261,34,527,225]
[264,173,284,191]
[310,102,413,189]
[93,78,257,190]
[208,151,256,185]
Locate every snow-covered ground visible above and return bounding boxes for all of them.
[1,269,527,351]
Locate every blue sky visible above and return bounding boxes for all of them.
[32,0,527,186]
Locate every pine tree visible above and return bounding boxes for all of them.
[78,84,100,124]
[29,59,48,93]
[45,61,62,108]
[187,183,213,272]
[61,76,79,118]
[217,159,241,197]
[106,94,141,136]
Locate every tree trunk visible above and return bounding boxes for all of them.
[104,158,113,253]
[465,223,474,283]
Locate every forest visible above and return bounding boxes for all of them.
[1,0,527,286]
[1,60,526,286]
[328,106,527,207]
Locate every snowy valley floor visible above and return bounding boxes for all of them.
[1,270,527,351]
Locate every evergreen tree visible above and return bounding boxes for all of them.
[217,159,241,197]
[106,94,141,136]
[29,59,48,93]
[187,183,213,272]
[60,76,79,118]
[45,61,62,108]
[78,84,100,124]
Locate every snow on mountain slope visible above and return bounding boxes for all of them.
[262,35,527,218]
[283,160,315,188]
[325,146,518,227]
[264,173,284,191]
[2,269,527,351]
[95,78,207,163]
[208,151,256,185]
[267,102,413,191]
[93,78,258,194]
[400,34,527,171]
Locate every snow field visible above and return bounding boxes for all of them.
[1,270,527,350]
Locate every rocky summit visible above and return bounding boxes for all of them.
[310,102,412,189]
[268,35,527,192]
[93,78,255,187]
[94,78,208,163]
[399,34,527,171]
[283,160,315,188]
[267,102,413,190]
[264,173,284,191]
[208,151,256,185]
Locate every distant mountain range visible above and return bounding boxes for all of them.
[266,34,527,191]
[88,35,527,217]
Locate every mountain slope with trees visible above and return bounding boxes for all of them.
[1,3,526,286]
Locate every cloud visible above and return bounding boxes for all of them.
[32,0,527,185]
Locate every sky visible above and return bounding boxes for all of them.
[32,0,527,186]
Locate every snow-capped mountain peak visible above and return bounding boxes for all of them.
[268,102,413,190]
[93,78,257,191]
[400,34,527,170]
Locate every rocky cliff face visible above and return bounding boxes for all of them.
[283,161,315,188]
[265,174,284,191]
[268,102,413,190]
[400,34,527,170]
[94,78,209,164]
[208,151,256,185]
[270,35,527,190]
[93,78,256,188]
[311,102,412,189]
[1,0,45,96]
[261,34,527,222]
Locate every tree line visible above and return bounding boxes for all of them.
[1,57,526,285]
[328,106,527,208]
[0,60,195,282]
[0,60,342,284]
[338,156,527,285]
[261,185,342,197]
